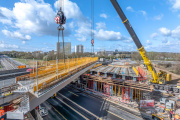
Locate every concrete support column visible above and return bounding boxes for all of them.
[133,77,136,82]
[101,82,102,92]
[122,87,124,100]
[139,89,141,102]
[104,73,107,78]
[135,88,136,101]
[118,86,120,96]
[113,74,116,79]
[122,75,125,80]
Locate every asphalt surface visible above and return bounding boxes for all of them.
[0,78,15,88]
[42,86,147,120]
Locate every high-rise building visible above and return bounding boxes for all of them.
[75,45,84,53]
[57,42,71,55]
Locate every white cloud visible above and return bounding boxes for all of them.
[150,33,158,39]
[139,10,147,16]
[69,22,74,29]
[172,26,180,39]
[0,7,14,18]
[162,38,168,43]
[95,29,121,41]
[169,0,180,10]
[0,19,12,24]
[96,22,106,29]
[0,0,133,45]
[145,45,151,50]
[158,26,180,40]
[178,14,180,18]
[154,14,164,20]
[74,19,91,42]
[54,0,83,19]
[146,40,152,45]
[2,30,31,40]
[94,29,131,42]
[22,41,26,44]
[0,0,71,38]
[126,6,134,12]
[0,41,19,49]
[159,27,171,36]
[126,6,147,16]
[100,13,107,19]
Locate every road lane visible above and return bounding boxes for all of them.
[47,98,86,120]
[58,86,144,120]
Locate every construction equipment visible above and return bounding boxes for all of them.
[39,105,48,117]
[152,114,164,120]
[110,0,171,85]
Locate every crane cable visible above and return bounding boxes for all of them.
[91,0,94,53]
[57,0,65,63]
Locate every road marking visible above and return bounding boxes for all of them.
[106,110,125,120]
[58,93,102,120]
[56,97,89,120]
[47,101,67,120]
[70,87,102,100]
[110,105,144,120]
[68,91,79,97]
[69,87,146,120]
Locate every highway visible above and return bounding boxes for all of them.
[0,55,25,71]
[42,85,147,120]
[0,55,17,70]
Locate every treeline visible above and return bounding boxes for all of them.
[1,51,46,60]
[1,51,180,61]
[0,51,93,61]
[131,52,180,61]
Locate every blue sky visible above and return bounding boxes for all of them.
[0,0,180,53]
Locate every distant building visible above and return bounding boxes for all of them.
[75,45,84,53]
[32,51,43,57]
[106,51,114,56]
[97,50,106,56]
[57,42,71,55]
[115,49,118,53]
[49,50,55,56]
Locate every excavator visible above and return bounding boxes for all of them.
[110,0,171,86]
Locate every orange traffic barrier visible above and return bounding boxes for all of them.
[18,65,26,69]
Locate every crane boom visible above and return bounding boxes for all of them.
[110,0,159,83]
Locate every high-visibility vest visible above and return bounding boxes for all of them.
[0,110,5,120]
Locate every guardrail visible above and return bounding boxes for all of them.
[33,57,98,92]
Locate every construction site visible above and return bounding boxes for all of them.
[0,0,180,120]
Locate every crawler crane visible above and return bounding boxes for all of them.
[110,0,174,91]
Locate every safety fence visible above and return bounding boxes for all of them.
[16,57,98,93]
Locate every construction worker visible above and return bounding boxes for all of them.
[169,110,174,120]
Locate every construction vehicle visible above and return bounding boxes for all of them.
[110,0,174,91]
[152,114,164,120]
[39,105,48,117]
